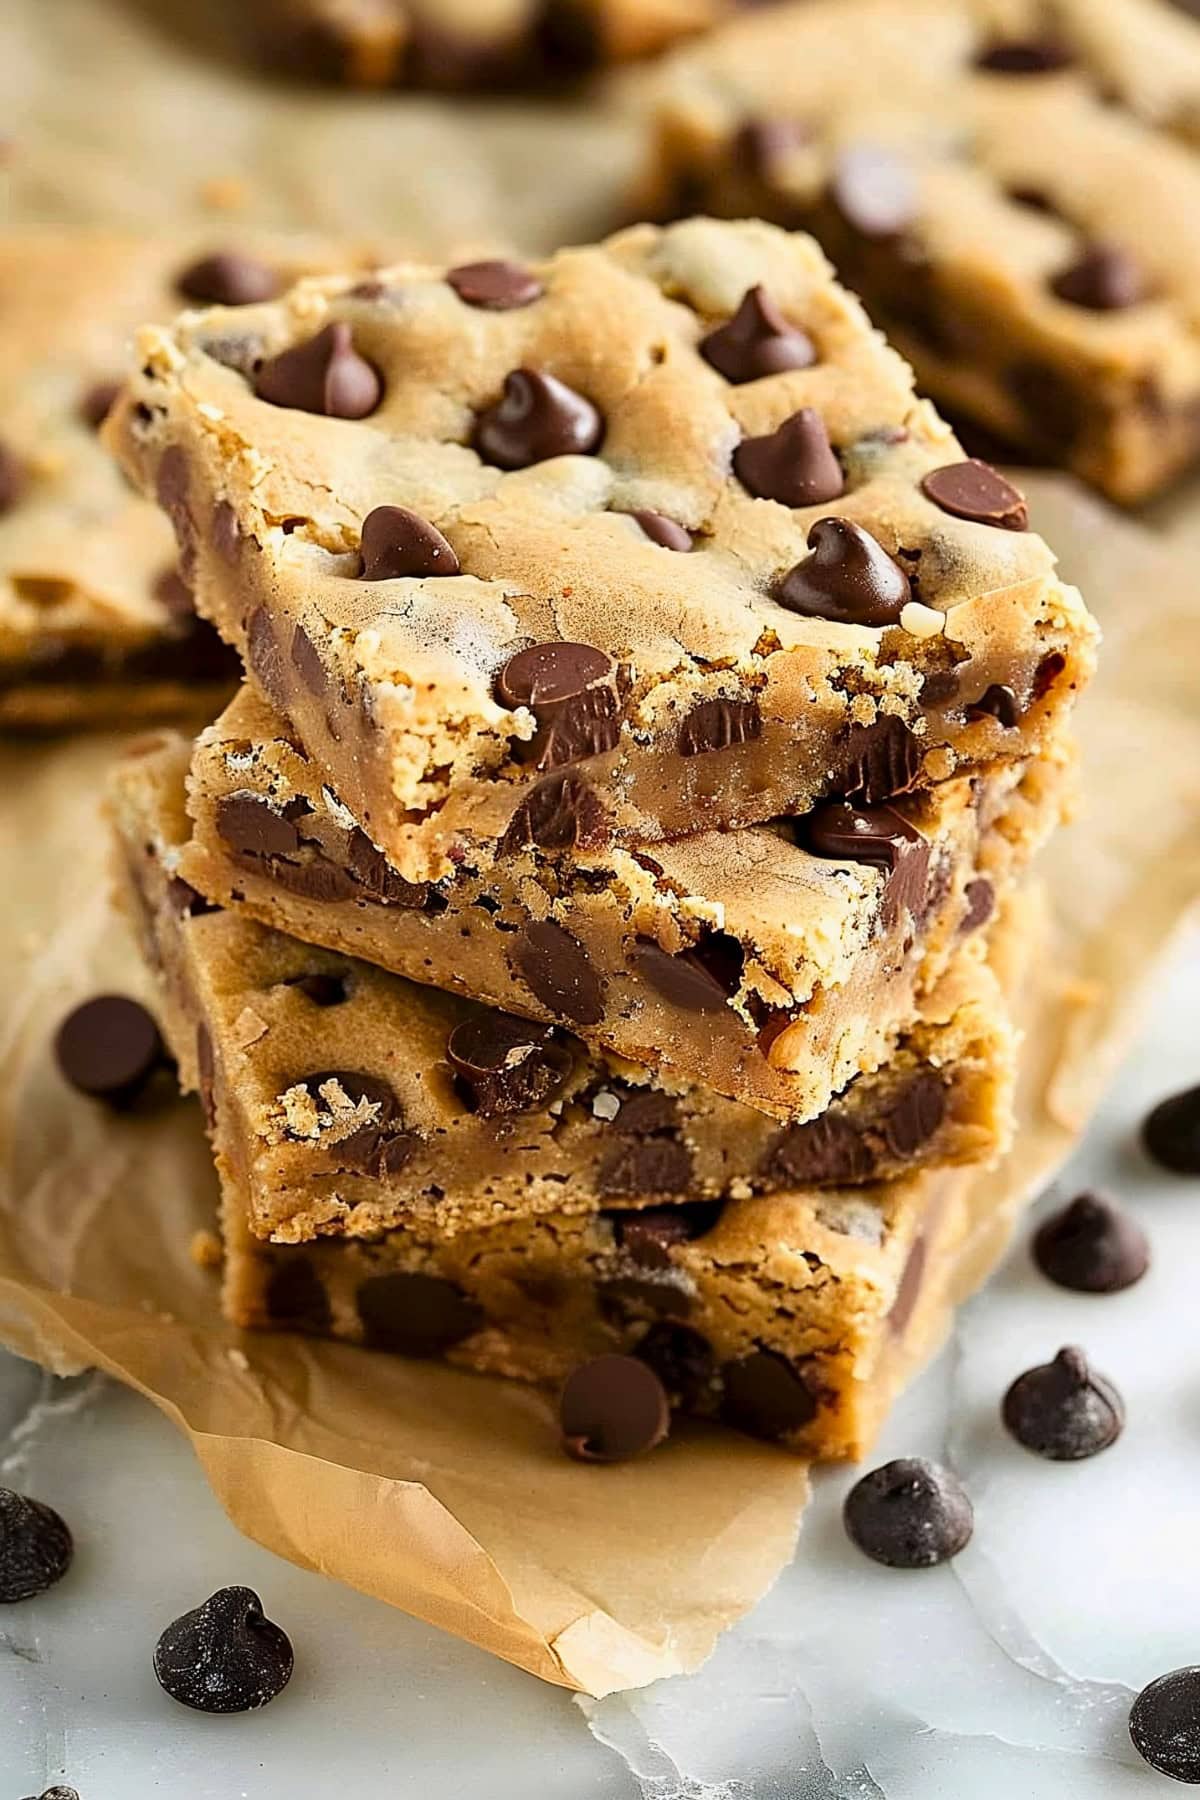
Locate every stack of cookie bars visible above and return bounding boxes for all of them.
[106,215,1097,1459]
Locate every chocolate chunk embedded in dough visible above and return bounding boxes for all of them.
[734,408,844,506]
[176,252,281,307]
[447,259,544,310]
[844,1457,973,1566]
[215,793,301,860]
[474,369,603,469]
[597,1137,694,1198]
[266,1256,333,1332]
[921,460,1029,529]
[836,715,923,804]
[254,322,381,418]
[722,1350,819,1440]
[633,932,743,1014]
[631,509,693,551]
[446,1011,571,1116]
[635,1321,715,1409]
[779,518,910,624]
[510,920,605,1026]
[975,38,1074,73]
[678,696,762,756]
[296,1070,416,1175]
[798,797,930,919]
[1051,244,1151,311]
[560,1354,670,1463]
[356,1272,482,1355]
[358,505,460,580]
[700,286,816,384]
[967,683,1020,727]
[1002,1346,1124,1460]
[498,771,609,855]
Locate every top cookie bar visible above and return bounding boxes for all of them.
[109,218,1095,882]
[645,0,1200,501]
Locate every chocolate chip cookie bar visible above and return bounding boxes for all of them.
[177,683,1065,1121]
[0,231,381,730]
[107,218,1095,876]
[645,0,1200,501]
[112,725,1017,1242]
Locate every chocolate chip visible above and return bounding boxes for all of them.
[79,378,122,429]
[734,407,843,507]
[678,696,762,757]
[607,1200,723,1264]
[291,621,326,695]
[611,1089,680,1135]
[0,441,25,514]
[270,853,362,904]
[888,1235,927,1336]
[510,921,605,1026]
[167,876,216,918]
[0,1488,73,1602]
[447,259,544,310]
[498,771,608,855]
[722,1351,818,1441]
[155,445,195,572]
[176,252,281,307]
[153,1586,293,1713]
[474,369,603,469]
[831,144,918,239]
[700,286,816,384]
[635,1321,715,1409]
[597,1139,694,1198]
[358,504,460,579]
[284,971,349,1007]
[22,1788,79,1799]
[844,1458,973,1567]
[211,499,241,564]
[215,792,300,860]
[734,116,810,178]
[598,1274,691,1321]
[778,517,910,625]
[560,1354,670,1462]
[54,995,165,1106]
[633,931,743,1014]
[266,1256,333,1333]
[495,641,622,770]
[534,0,603,74]
[1033,1192,1149,1293]
[1130,1668,1200,1783]
[765,1113,877,1185]
[961,877,995,934]
[297,1070,415,1175]
[631,510,692,551]
[344,829,432,908]
[976,38,1074,73]
[966,683,1019,727]
[254,321,382,418]
[1142,1083,1200,1174]
[884,1072,946,1155]
[446,1010,571,1116]
[1031,650,1066,701]
[244,605,290,713]
[836,715,923,804]
[797,798,930,921]
[1051,244,1151,311]
[357,1272,482,1355]
[921,459,1029,529]
[1002,1346,1124,1461]
[152,564,194,618]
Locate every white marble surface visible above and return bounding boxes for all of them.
[2,927,1197,1800]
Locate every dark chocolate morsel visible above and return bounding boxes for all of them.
[1130,1667,1200,1784]
[54,995,165,1105]
[254,321,382,418]
[779,517,910,625]
[244,605,290,713]
[497,641,622,771]
[358,504,460,579]
[79,378,122,429]
[153,1586,293,1713]
[212,498,241,564]
[215,792,301,860]
[836,715,923,804]
[1050,244,1151,311]
[297,1069,415,1175]
[798,796,928,889]
[765,1112,877,1185]
[1032,1191,1149,1293]
[291,620,326,695]
[283,971,350,1007]
[1141,1083,1200,1175]
[446,1010,571,1117]
[631,510,693,551]
[498,771,608,855]
[345,829,432,908]
[447,259,544,310]
[0,1488,74,1602]
[635,1321,715,1409]
[961,877,995,934]
[831,144,918,238]
[510,920,605,1026]
[700,285,816,384]
[474,369,603,469]
[976,37,1073,72]
[1002,1346,1125,1461]
[155,444,195,571]
[722,1350,818,1441]
[266,1256,333,1333]
[607,1200,724,1265]
[884,1072,947,1156]
[597,1138,694,1199]
[678,696,762,757]
[921,460,1029,530]
[356,1271,483,1355]
[611,1089,680,1136]
[633,932,743,1015]
[176,252,281,307]
[967,683,1019,727]
[560,1354,670,1463]
[843,1457,973,1567]
[734,407,843,507]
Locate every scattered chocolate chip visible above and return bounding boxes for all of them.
[1051,244,1151,311]
[498,771,608,855]
[967,683,1019,727]
[797,798,930,920]
[447,259,544,310]
[633,932,743,1015]
[152,565,194,618]
[54,995,165,1106]
[844,1457,973,1567]
[510,921,605,1026]
[254,321,382,418]
[734,116,810,178]
[297,1070,415,1175]
[976,38,1073,73]
[79,378,122,429]
[266,1256,333,1333]
[1033,1192,1150,1293]
[836,715,923,804]
[357,1272,483,1354]
[722,1351,818,1441]
[961,877,995,934]
[700,286,816,384]
[921,459,1029,530]
[831,144,918,239]
[607,1200,723,1264]
[1130,1667,1200,1783]
[778,517,910,625]
[153,1586,293,1713]
[284,971,349,1007]
[631,509,692,551]
[678,696,762,757]
[215,792,301,860]
[734,407,844,507]
[0,1488,73,1602]
[1002,1346,1124,1460]
[560,1354,670,1463]
[357,504,460,579]
[635,1321,715,1409]
[1142,1083,1200,1174]
[474,369,603,469]
[597,1138,694,1198]
[446,1010,571,1116]
[176,252,281,307]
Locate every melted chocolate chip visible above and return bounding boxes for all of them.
[560,1354,670,1463]
[700,286,816,384]
[176,252,281,307]
[734,407,844,507]
[446,1010,571,1116]
[155,445,195,572]
[597,1138,694,1198]
[0,1488,74,1602]
[607,1200,724,1265]
[510,921,605,1026]
[884,1072,947,1156]
[447,259,544,310]
[1141,1083,1200,1174]
[831,144,918,239]
[498,771,608,855]
[835,715,923,804]
[678,695,763,757]
[778,517,910,625]
[635,1321,714,1409]
[297,1069,416,1175]
[1002,1346,1124,1460]
[153,1587,293,1713]
[244,605,290,713]
[844,1458,973,1567]
[357,1272,482,1354]
[358,504,460,579]
[611,1089,680,1136]
[967,683,1020,727]
[215,793,300,860]
[283,971,350,1007]
[54,995,165,1107]
[1130,1668,1200,1783]
[976,38,1074,73]
[291,620,326,695]
[345,829,432,908]
[1033,1192,1150,1293]
[633,932,743,1015]
[765,1113,877,1185]
[631,510,692,551]
[961,877,995,934]
[474,369,603,469]
[496,642,622,771]
[921,459,1029,529]
[797,798,930,920]
[266,1256,332,1332]
[254,321,382,418]
[79,378,122,430]
[211,499,241,564]
[722,1351,818,1441]
[1051,244,1151,311]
